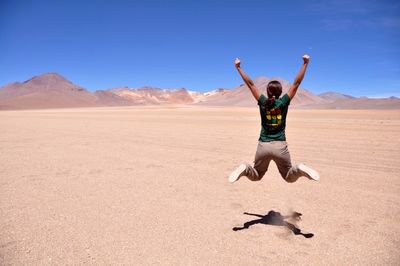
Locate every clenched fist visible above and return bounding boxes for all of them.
[302,54,310,64]
[234,58,241,68]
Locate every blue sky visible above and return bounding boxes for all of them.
[0,0,399,96]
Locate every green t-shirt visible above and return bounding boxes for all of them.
[257,93,291,142]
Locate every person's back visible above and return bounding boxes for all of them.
[228,55,320,183]
[258,91,291,142]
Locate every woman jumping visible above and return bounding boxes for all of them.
[229,54,320,183]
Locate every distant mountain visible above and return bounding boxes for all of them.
[0,73,97,109]
[190,88,230,104]
[310,92,399,109]
[0,73,399,110]
[305,96,400,110]
[93,90,133,106]
[110,87,194,105]
[194,77,329,107]
[319,91,355,102]
[0,73,194,109]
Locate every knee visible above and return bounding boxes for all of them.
[247,175,262,181]
[250,171,265,181]
[283,177,297,183]
[279,168,296,183]
[282,173,299,183]
[279,171,291,182]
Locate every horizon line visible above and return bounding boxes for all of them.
[1,72,399,99]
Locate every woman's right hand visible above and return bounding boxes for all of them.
[234,58,241,68]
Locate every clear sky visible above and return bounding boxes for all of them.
[1,0,399,96]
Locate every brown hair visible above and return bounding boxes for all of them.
[266,80,282,109]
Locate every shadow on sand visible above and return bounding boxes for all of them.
[232,210,314,238]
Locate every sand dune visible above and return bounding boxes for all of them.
[0,107,399,265]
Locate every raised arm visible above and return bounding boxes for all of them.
[287,55,310,99]
[234,58,261,101]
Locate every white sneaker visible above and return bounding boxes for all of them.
[228,164,247,183]
[298,163,320,181]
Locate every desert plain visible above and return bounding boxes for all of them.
[0,106,399,265]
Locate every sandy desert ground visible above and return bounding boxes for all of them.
[0,107,399,265]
